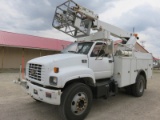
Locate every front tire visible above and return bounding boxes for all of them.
[132,75,145,97]
[59,83,93,120]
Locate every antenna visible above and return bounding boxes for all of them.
[133,27,135,33]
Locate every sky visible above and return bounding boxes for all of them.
[0,0,160,58]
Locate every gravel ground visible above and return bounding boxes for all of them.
[0,71,160,120]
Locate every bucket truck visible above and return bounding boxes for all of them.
[23,0,153,120]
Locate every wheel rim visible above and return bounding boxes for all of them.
[138,80,144,93]
[71,92,88,115]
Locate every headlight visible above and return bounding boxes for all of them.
[49,76,58,85]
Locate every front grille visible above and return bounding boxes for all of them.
[29,64,42,81]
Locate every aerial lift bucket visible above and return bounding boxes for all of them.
[52,0,97,38]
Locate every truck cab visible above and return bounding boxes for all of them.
[26,40,114,89]
[62,41,114,79]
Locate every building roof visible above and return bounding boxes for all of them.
[153,57,160,60]
[114,40,123,45]
[0,30,72,51]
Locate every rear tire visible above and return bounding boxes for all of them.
[132,75,145,97]
[59,83,93,120]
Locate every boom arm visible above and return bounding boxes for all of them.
[52,0,135,43]
[96,20,131,39]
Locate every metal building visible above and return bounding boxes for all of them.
[0,31,71,71]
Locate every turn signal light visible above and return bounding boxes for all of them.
[54,67,59,73]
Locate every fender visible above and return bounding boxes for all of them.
[137,69,147,80]
[136,69,147,88]
[59,66,95,88]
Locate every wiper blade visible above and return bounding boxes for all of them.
[68,51,77,53]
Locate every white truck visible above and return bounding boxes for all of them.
[24,0,153,120]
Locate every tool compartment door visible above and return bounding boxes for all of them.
[114,56,131,87]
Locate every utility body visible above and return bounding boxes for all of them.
[24,1,153,120]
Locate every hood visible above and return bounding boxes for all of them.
[28,53,88,66]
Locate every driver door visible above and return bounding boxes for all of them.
[89,42,113,80]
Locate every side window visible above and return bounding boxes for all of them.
[78,43,93,54]
[91,43,108,57]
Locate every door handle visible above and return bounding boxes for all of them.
[109,60,113,63]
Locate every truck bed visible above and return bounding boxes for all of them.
[113,52,153,87]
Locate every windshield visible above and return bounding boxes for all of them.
[61,42,93,54]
